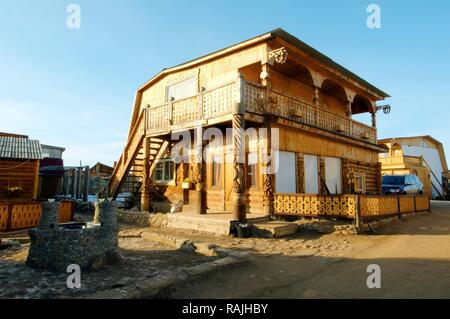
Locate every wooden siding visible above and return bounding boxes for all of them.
[0,159,39,201]
[0,201,74,232]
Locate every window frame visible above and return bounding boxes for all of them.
[354,173,366,194]
[165,76,198,103]
[152,159,175,185]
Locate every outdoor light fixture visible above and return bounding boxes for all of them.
[377,104,391,114]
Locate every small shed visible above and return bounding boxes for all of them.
[0,134,42,201]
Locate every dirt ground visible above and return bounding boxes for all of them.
[0,226,217,299]
[1,201,449,299]
[162,201,450,299]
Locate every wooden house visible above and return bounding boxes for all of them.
[0,133,42,201]
[109,29,390,222]
[379,135,449,199]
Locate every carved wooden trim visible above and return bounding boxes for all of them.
[296,153,305,193]
[232,114,245,194]
[319,156,326,194]
[268,47,288,65]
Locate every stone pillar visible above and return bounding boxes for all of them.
[371,111,377,128]
[99,201,118,229]
[39,202,60,231]
[141,137,151,212]
[195,127,206,215]
[93,201,101,224]
[262,126,274,216]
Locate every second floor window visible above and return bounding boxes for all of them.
[166,77,197,102]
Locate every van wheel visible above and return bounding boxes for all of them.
[402,191,407,195]
[418,190,423,195]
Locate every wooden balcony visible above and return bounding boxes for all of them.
[379,154,423,167]
[143,79,377,144]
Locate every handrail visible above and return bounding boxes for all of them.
[245,81,376,143]
[422,157,446,196]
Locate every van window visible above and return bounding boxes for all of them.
[382,176,405,185]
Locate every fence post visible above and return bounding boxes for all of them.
[397,196,401,220]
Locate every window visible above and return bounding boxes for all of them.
[354,174,366,193]
[211,156,222,188]
[153,159,174,183]
[325,157,342,194]
[247,152,258,188]
[166,77,197,102]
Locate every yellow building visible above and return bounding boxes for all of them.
[379,135,449,199]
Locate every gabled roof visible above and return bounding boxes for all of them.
[379,135,448,172]
[0,136,42,160]
[137,28,389,98]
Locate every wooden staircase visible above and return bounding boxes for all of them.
[109,110,168,199]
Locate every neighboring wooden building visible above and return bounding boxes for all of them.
[379,136,449,199]
[38,144,66,199]
[89,162,113,195]
[110,29,390,221]
[0,134,42,201]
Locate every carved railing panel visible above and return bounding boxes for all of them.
[202,82,236,119]
[244,82,376,144]
[146,104,170,131]
[415,195,430,211]
[274,194,358,218]
[399,196,415,214]
[359,196,398,218]
[351,121,376,143]
[274,194,430,220]
[172,96,200,124]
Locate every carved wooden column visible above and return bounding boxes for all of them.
[232,74,246,222]
[194,127,206,215]
[313,86,320,108]
[296,153,305,193]
[371,111,377,128]
[319,156,327,194]
[376,162,382,194]
[346,101,352,119]
[141,136,151,211]
[262,126,274,216]
[313,86,320,124]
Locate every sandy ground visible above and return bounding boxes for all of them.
[163,201,450,299]
[1,201,449,299]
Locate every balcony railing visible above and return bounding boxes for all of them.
[143,79,377,144]
[244,82,377,144]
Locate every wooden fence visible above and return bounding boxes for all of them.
[274,194,430,221]
[0,201,74,232]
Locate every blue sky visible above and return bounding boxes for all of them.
[0,0,449,167]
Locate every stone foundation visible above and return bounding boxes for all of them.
[27,201,121,272]
[117,210,168,228]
